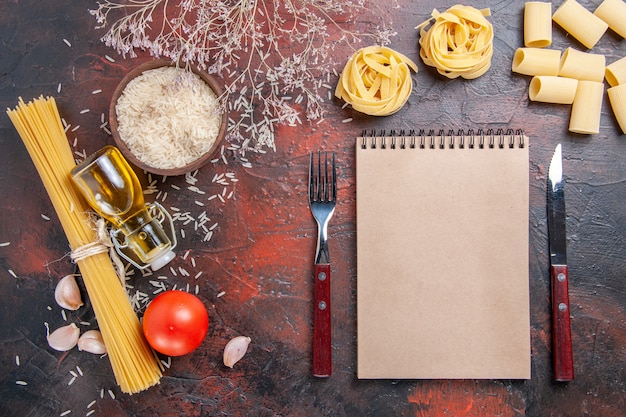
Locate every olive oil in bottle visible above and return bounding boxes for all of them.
[71,146,175,270]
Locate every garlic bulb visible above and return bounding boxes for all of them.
[46,322,80,351]
[223,336,251,368]
[77,330,107,354]
[54,274,83,310]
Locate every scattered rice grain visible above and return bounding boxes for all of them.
[63,38,72,47]
[15,355,19,366]
[80,109,90,114]
[0,242,10,247]
[41,214,50,221]
[86,410,95,417]
[161,357,171,369]
[16,380,27,385]
[87,400,97,409]
[9,269,17,278]
[108,389,115,399]
[105,55,115,62]
[92,89,102,94]
[68,376,76,385]
[217,291,226,298]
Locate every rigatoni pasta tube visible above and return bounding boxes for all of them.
[553,0,608,49]
[570,81,604,134]
[594,0,626,39]
[559,47,606,82]
[529,76,578,104]
[512,48,560,76]
[608,83,626,133]
[606,55,626,86]
[524,2,553,47]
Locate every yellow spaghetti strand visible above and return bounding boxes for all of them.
[7,96,163,394]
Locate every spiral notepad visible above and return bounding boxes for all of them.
[356,129,531,379]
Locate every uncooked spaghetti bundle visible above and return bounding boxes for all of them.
[335,45,418,116]
[6,96,163,394]
[417,5,494,79]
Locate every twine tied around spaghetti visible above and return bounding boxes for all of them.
[71,218,126,284]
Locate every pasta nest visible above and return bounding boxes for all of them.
[335,45,418,116]
[417,5,494,79]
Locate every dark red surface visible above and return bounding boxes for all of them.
[1,1,625,416]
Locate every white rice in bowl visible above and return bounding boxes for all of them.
[115,66,222,170]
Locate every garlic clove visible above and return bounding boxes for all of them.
[46,322,80,351]
[54,274,83,310]
[223,335,251,368]
[77,329,107,355]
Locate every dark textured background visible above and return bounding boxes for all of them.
[1,1,625,416]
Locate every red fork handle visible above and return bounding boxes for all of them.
[551,264,574,381]
[313,263,331,377]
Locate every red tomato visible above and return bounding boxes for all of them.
[142,290,209,356]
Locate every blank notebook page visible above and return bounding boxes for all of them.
[356,131,530,379]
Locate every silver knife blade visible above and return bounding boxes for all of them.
[548,144,567,265]
[547,143,574,381]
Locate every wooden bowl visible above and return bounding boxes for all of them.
[109,60,227,176]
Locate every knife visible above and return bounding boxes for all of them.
[547,143,574,381]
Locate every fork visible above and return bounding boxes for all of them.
[308,151,336,378]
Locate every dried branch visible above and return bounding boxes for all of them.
[90,0,397,154]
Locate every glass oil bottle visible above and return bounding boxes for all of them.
[71,145,176,270]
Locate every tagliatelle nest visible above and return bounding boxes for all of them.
[417,5,494,80]
[335,45,418,116]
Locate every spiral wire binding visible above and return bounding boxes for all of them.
[360,128,525,150]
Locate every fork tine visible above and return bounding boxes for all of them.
[322,151,328,201]
[317,151,323,202]
[309,151,336,203]
[309,152,314,202]
[331,152,336,202]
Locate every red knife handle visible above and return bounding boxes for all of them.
[313,263,331,377]
[551,264,574,381]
